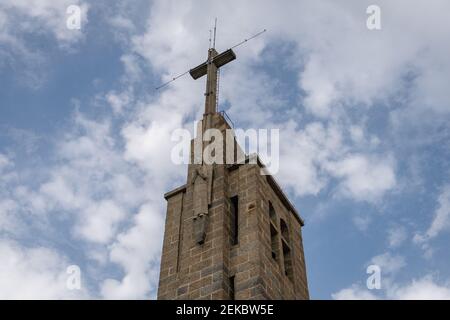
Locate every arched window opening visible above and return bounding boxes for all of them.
[280,218,289,241]
[280,218,293,282]
[268,202,279,261]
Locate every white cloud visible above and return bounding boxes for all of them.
[332,285,378,300]
[414,184,450,256]
[109,15,135,33]
[370,253,405,275]
[352,214,371,232]
[129,0,404,204]
[40,174,82,211]
[0,0,89,45]
[0,199,19,233]
[130,0,450,121]
[0,0,89,87]
[326,154,396,203]
[387,225,407,248]
[276,121,332,196]
[106,91,131,115]
[0,108,172,298]
[0,153,11,171]
[0,155,22,235]
[275,121,396,202]
[333,275,450,300]
[334,253,450,300]
[126,0,449,205]
[422,185,450,240]
[101,203,164,299]
[121,89,192,189]
[0,240,88,299]
[120,55,142,81]
[2,0,450,299]
[74,200,126,244]
[392,276,450,300]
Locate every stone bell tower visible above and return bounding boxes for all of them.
[157,44,309,300]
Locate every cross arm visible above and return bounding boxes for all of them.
[189,62,208,80]
[213,49,236,68]
[189,49,237,80]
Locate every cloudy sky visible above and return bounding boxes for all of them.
[1,0,450,299]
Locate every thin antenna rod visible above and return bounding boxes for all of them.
[213,18,217,49]
[230,29,267,50]
[209,29,212,49]
[155,70,190,90]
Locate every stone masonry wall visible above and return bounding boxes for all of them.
[157,113,309,300]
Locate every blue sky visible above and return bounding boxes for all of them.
[1,0,450,299]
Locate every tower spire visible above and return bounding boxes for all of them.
[204,48,219,117]
[189,46,236,129]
